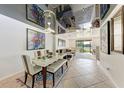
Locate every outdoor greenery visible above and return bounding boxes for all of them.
[76,40,91,53]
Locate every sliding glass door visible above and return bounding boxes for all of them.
[76,40,91,53]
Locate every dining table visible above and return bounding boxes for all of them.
[32,53,67,88]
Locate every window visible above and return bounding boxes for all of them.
[113,16,122,51]
[76,40,91,53]
[58,39,66,47]
[111,6,124,53]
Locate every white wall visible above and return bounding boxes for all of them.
[67,28,100,50]
[100,52,124,87]
[99,5,124,87]
[0,4,47,30]
[0,14,54,80]
[0,4,55,80]
[68,39,76,49]
[91,28,100,49]
[45,33,54,52]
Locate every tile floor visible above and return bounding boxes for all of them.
[56,53,115,88]
[0,53,115,88]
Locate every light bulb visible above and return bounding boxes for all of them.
[47,22,51,25]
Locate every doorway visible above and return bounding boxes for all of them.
[76,40,91,53]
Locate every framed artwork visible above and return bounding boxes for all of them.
[100,21,110,54]
[26,4,45,27]
[27,28,45,50]
[111,6,124,54]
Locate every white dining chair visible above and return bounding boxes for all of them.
[21,55,42,88]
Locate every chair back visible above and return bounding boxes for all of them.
[34,51,42,59]
[37,51,41,56]
[21,55,34,75]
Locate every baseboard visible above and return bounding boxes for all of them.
[0,70,24,81]
[97,61,119,88]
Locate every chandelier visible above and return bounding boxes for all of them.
[44,10,56,33]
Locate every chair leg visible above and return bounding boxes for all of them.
[66,61,68,68]
[32,75,35,88]
[53,73,55,87]
[24,72,28,84]
[61,66,63,74]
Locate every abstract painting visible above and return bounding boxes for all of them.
[26,4,45,27]
[100,21,110,54]
[27,28,45,50]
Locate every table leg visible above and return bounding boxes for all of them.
[42,67,47,88]
[66,61,68,68]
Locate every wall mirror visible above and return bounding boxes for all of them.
[111,6,124,53]
[58,39,66,47]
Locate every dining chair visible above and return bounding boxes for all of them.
[21,55,42,88]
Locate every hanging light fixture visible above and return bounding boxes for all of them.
[44,10,56,33]
[46,22,55,33]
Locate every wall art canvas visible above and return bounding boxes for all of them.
[27,28,45,50]
[100,21,110,54]
[26,4,45,27]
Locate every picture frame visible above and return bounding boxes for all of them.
[26,4,45,27]
[100,21,110,54]
[27,28,45,50]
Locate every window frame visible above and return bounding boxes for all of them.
[111,6,124,54]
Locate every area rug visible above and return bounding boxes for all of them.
[16,64,67,88]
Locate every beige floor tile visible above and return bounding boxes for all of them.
[62,72,81,80]
[62,78,79,88]
[56,82,63,88]
[89,81,114,88]
[103,80,115,88]
[73,76,91,88]
[80,75,102,87]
